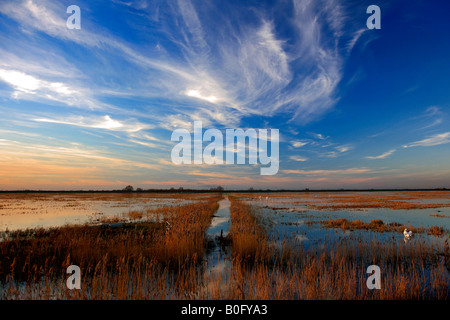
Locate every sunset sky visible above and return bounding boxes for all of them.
[0,0,449,190]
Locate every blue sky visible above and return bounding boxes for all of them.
[0,0,449,190]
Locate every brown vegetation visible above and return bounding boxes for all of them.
[218,237,449,300]
[228,196,271,263]
[1,192,448,300]
[430,213,448,218]
[296,191,449,211]
[316,217,450,237]
[0,194,222,298]
[127,210,143,221]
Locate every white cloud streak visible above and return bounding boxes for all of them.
[365,149,396,160]
[283,167,372,176]
[33,115,149,133]
[0,0,361,129]
[290,155,308,162]
[404,132,450,148]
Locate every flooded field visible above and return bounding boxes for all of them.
[0,191,449,300]
[239,191,450,247]
[0,193,204,232]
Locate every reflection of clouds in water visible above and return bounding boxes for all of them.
[219,202,230,209]
[206,217,231,237]
[210,217,229,229]
[204,197,232,295]
[206,198,231,237]
[0,195,194,232]
[295,234,308,242]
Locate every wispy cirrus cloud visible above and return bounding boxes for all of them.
[403,132,450,148]
[0,139,162,171]
[6,0,443,190]
[365,149,396,160]
[309,132,329,140]
[319,144,353,158]
[420,106,444,129]
[283,167,372,176]
[291,141,309,148]
[346,28,367,53]
[0,0,364,130]
[33,115,150,133]
[0,67,110,110]
[290,155,308,162]
[334,145,353,153]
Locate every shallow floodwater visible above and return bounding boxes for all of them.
[239,191,450,250]
[201,196,232,298]
[205,197,231,267]
[0,193,195,232]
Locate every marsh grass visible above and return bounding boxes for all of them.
[223,237,449,300]
[127,210,143,221]
[228,196,271,263]
[0,193,448,300]
[0,194,222,298]
[317,217,449,237]
[263,191,450,211]
[225,195,449,300]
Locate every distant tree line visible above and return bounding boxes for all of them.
[1,187,447,193]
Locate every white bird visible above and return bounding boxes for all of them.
[403,228,413,239]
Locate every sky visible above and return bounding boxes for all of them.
[0,0,449,190]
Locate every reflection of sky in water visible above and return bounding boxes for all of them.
[0,194,194,232]
[206,197,231,238]
[205,197,231,269]
[242,193,450,252]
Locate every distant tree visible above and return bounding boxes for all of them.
[123,185,134,192]
[136,187,143,192]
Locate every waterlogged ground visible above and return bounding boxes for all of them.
[0,192,203,232]
[1,191,449,237]
[0,191,449,299]
[236,191,450,250]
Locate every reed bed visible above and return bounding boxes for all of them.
[2,234,447,300]
[0,194,222,299]
[313,217,449,237]
[228,196,271,263]
[221,237,449,300]
[224,195,449,300]
[1,193,448,300]
[303,192,449,211]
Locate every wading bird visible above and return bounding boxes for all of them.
[403,228,413,240]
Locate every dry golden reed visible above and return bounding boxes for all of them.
[1,192,448,300]
[0,194,223,299]
[228,196,271,263]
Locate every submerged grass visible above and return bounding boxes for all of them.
[0,194,222,298]
[315,217,450,237]
[0,192,449,300]
[222,237,449,300]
